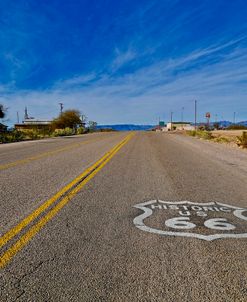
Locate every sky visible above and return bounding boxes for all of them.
[0,0,247,126]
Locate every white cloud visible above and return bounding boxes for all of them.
[53,73,97,90]
[111,48,136,72]
[2,42,247,126]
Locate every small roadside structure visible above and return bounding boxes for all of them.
[15,119,52,131]
[15,107,52,132]
[166,122,194,131]
[153,124,167,132]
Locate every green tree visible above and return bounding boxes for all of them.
[88,121,97,132]
[0,104,6,119]
[51,110,82,130]
[213,122,220,130]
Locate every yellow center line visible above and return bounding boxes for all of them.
[0,135,113,171]
[0,134,131,249]
[0,133,134,268]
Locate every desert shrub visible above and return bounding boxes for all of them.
[99,128,114,132]
[26,130,40,140]
[12,130,25,141]
[0,130,25,143]
[197,131,213,140]
[54,127,73,136]
[237,131,247,148]
[187,130,213,140]
[213,123,220,130]
[0,133,9,143]
[227,124,247,130]
[77,127,85,135]
[214,137,230,143]
[186,130,196,137]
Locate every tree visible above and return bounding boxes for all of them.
[0,104,6,119]
[88,121,97,132]
[213,123,220,130]
[51,110,82,130]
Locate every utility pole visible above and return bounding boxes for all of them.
[215,114,218,123]
[233,112,236,124]
[24,106,28,120]
[59,103,64,114]
[17,111,19,124]
[194,100,197,131]
[170,111,173,131]
[181,107,184,130]
[181,107,184,123]
[81,114,87,126]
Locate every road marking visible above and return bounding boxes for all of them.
[133,200,247,241]
[0,133,133,249]
[0,133,134,268]
[0,135,110,171]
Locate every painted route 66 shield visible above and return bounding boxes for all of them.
[133,200,247,241]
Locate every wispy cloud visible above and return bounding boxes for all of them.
[53,73,98,90]
[111,48,136,72]
[3,38,247,125]
[1,0,247,125]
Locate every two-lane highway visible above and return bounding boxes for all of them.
[0,132,247,301]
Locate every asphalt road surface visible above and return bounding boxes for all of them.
[0,131,247,302]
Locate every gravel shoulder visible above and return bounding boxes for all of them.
[169,132,247,177]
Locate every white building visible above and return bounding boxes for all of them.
[166,122,195,131]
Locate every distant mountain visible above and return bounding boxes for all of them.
[238,121,247,126]
[97,121,247,131]
[97,124,154,131]
[211,121,247,127]
[216,121,232,128]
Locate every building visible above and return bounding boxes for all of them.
[154,121,167,131]
[14,107,52,131]
[15,119,52,131]
[166,122,194,131]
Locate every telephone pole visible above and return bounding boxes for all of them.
[181,107,184,123]
[17,111,19,124]
[24,106,29,120]
[59,103,64,114]
[233,112,236,124]
[181,107,184,129]
[194,100,197,131]
[170,111,173,131]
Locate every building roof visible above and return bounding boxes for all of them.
[22,119,51,125]
[167,122,191,125]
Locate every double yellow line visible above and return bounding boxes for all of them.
[0,133,134,268]
[0,135,110,171]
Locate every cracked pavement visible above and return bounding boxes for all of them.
[0,132,247,301]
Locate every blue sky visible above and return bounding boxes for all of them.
[0,0,247,125]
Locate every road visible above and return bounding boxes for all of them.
[0,131,247,301]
